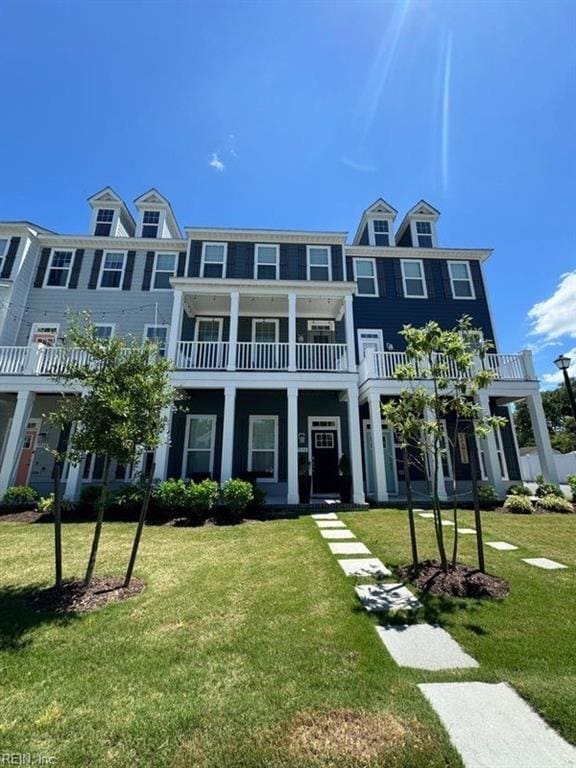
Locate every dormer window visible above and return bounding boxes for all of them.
[372,220,390,246]
[94,209,114,236]
[142,211,160,238]
[415,221,433,248]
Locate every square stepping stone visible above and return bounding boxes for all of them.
[522,557,567,570]
[328,542,371,555]
[418,512,435,519]
[441,520,455,527]
[315,520,346,528]
[355,583,421,613]
[311,513,338,520]
[486,541,518,551]
[419,681,576,768]
[376,624,478,670]
[320,529,355,540]
[414,508,425,512]
[459,527,476,534]
[337,558,392,578]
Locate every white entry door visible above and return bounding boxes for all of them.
[357,329,384,360]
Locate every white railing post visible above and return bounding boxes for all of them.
[166,290,183,365]
[25,343,42,375]
[221,386,236,481]
[366,348,375,379]
[154,403,174,482]
[346,384,365,504]
[227,291,239,371]
[344,294,356,373]
[520,349,536,380]
[368,392,388,502]
[288,293,297,372]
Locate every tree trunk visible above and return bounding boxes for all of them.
[53,459,63,588]
[84,453,110,587]
[403,447,419,570]
[124,462,155,588]
[468,433,486,573]
[451,417,460,566]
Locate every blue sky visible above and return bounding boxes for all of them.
[0,0,574,383]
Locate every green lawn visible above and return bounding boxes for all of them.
[0,510,574,768]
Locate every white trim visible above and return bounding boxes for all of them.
[182,413,217,478]
[357,328,384,359]
[447,260,476,300]
[400,258,428,299]
[368,218,395,247]
[201,242,228,278]
[362,418,398,495]
[97,250,127,290]
[248,414,278,482]
[93,323,115,340]
[494,424,509,481]
[29,323,60,345]
[306,245,332,281]
[0,237,10,262]
[307,415,342,495]
[187,227,347,245]
[194,317,223,342]
[151,251,178,290]
[352,257,378,296]
[92,206,118,237]
[254,243,279,280]
[43,248,74,289]
[138,209,166,239]
[345,245,492,262]
[251,318,279,343]
[143,324,169,353]
[411,219,437,248]
[307,320,335,331]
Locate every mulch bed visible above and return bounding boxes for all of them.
[398,559,509,599]
[0,509,44,523]
[29,576,144,614]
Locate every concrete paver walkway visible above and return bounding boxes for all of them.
[522,557,568,570]
[376,624,478,670]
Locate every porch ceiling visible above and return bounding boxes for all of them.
[183,292,347,319]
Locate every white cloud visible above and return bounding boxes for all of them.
[528,271,576,341]
[540,346,576,385]
[209,153,225,172]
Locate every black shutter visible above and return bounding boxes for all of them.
[177,251,186,277]
[142,251,155,290]
[68,249,84,289]
[0,237,20,279]
[471,261,486,299]
[440,262,452,297]
[424,261,435,298]
[376,259,386,297]
[34,247,51,287]
[88,250,103,289]
[392,260,404,296]
[122,251,136,290]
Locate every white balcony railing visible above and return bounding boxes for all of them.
[175,341,229,370]
[0,346,30,374]
[236,342,289,370]
[297,343,348,371]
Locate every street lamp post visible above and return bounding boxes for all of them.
[554,354,576,422]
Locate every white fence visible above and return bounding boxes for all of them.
[520,452,576,482]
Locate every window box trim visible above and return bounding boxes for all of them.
[254,243,280,280]
[182,414,217,479]
[306,245,332,281]
[151,251,178,291]
[447,260,476,300]
[43,248,74,289]
[248,414,278,483]
[400,258,428,299]
[200,242,228,278]
[353,257,379,297]
[97,250,127,290]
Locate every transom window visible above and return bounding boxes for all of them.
[307,246,331,281]
[184,414,216,478]
[357,329,384,358]
[448,261,475,299]
[254,244,279,279]
[98,251,126,289]
[373,220,390,246]
[415,221,433,247]
[94,208,114,236]
[201,243,227,278]
[248,415,278,481]
[401,259,427,298]
[142,210,160,238]
[45,250,73,288]
[153,252,177,289]
[353,258,378,296]
[144,325,168,356]
[307,320,335,344]
[93,324,114,340]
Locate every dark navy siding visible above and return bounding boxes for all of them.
[233,390,288,480]
[331,245,344,281]
[188,241,202,277]
[397,227,412,247]
[359,225,369,245]
[297,391,350,458]
[168,390,225,480]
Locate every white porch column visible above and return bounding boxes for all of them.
[346,384,365,504]
[63,423,84,501]
[153,403,174,481]
[424,407,448,500]
[287,387,299,503]
[526,392,559,484]
[368,392,388,502]
[288,292,297,372]
[344,293,357,373]
[0,390,35,494]
[227,291,239,371]
[475,393,507,497]
[166,289,184,365]
[221,386,236,481]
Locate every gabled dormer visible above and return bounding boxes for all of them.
[353,198,398,246]
[88,187,135,237]
[395,200,440,248]
[134,189,181,239]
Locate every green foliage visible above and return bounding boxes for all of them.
[477,484,499,509]
[111,484,146,510]
[507,483,532,497]
[504,494,534,514]
[80,484,104,509]
[567,474,576,502]
[153,478,220,520]
[188,479,220,515]
[2,486,39,505]
[247,483,267,511]
[221,479,254,515]
[514,381,576,453]
[37,493,74,516]
[537,494,574,513]
[534,474,564,498]
[154,479,193,512]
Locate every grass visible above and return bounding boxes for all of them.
[0,510,574,767]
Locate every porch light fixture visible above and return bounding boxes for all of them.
[554,354,576,422]
[554,354,571,371]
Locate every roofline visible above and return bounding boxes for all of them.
[87,186,136,227]
[185,226,348,244]
[37,233,187,249]
[345,245,493,263]
[0,221,57,235]
[395,199,440,242]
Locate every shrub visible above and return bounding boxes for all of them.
[477,484,499,509]
[3,486,39,505]
[154,478,191,512]
[504,495,533,514]
[80,484,104,509]
[188,479,220,519]
[507,483,532,497]
[221,478,254,519]
[37,493,75,517]
[111,483,146,510]
[536,494,574,514]
[534,474,564,498]
[247,484,267,512]
[567,474,576,502]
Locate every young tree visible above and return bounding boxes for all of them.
[50,315,174,587]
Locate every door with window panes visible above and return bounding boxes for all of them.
[195,318,224,368]
[253,319,280,368]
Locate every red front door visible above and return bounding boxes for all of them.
[15,421,39,486]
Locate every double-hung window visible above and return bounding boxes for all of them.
[373,220,390,246]
[184,414,216,477]
[93,324,114,341]
[153,252,177,289]
[144,325,168,356]
[45,250,73,288]
[307,246,331,281]
[142,211,160,238]
[98,251,126,289]
[401,259,427,298]
[448,261,475,299]
[415,221,433,247]
[248,415,278,481]
[201,243,227,278]
[353,258,378,296]
[254,244,279,279]
[94,208,114,236]
[0,238,9,271]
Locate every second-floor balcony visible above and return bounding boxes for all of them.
[174,341,349,372]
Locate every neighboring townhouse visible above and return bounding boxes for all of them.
[0,190,559,505]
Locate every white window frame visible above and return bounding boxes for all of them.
[152,251,178,290]
[29,323,60,346]
[182,414,217,478]
[254,243,280,280]
[44,249,74,289]
[94,208,116,237]
[98,250,127,290]
[353,257,378,297]
[93,323,115,340]
[200,242,228,278]
[143,324,169,355]
[306,245,332,281]
[194,317,223,342]
[307,320,335,332]
[357,328,384,359]
[448,260,476,300]
[252,318,279,343]
[400,259,428,299]
[140,210,162,239]
[413,220,435,248]
[248,414,278,482]
[369,219,393,247]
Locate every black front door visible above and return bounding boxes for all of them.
[311,429,339,494]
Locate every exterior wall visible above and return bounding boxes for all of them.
[168,389,225,480]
